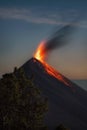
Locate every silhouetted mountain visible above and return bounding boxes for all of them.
[21,58,87,130]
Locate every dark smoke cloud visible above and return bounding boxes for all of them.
[45,23,75,53]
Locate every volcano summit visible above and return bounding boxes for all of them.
[21,58,87,130]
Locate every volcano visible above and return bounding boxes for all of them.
[20,57,87,130]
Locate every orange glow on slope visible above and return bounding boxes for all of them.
[34,41,71,86]
[42,62,70,86]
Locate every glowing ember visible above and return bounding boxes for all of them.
[34,41,71,86]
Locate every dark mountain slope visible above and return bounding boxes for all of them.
[20,58,87,130]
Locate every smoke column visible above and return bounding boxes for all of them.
[43,24,75,57]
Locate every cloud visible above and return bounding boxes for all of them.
[0,8,63,25]
[0,7,86,27]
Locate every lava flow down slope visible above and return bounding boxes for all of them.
[21,23,87,130]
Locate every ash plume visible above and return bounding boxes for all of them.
[44,23,75,55]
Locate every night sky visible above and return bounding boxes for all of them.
[0,0,87,81]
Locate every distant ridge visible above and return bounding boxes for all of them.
[73,80,87,91]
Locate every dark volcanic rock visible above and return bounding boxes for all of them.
[20,58,87,130]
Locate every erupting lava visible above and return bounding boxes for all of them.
[34,41,70,86]
[34,41,46,62]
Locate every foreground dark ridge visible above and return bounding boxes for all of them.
[20,58,87,130]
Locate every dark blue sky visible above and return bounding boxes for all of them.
[0,0,87,10]
[0,0,87,80]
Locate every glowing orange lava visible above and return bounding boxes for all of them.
[34,41,46,62]
[34,41,71,86]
